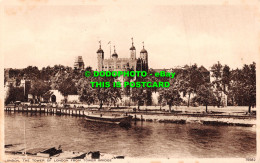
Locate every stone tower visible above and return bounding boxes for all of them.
[97,41,104,71]
[130,38,136,60]
[74,56,85,70]
[140,41,148,71]
[112,46,118,60]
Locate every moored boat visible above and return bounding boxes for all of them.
[85,112,132,126]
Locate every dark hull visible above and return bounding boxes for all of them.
[85,114,132,126]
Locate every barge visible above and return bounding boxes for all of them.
[85,112,132,126]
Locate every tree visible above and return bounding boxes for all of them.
[240,63,256,113]
[8,68,22,78]
[77,75,121,109]
[158,79,182,112]
[180,64,206,107]
[5,86,25,104]
[77,78,96,106]
[22,66,40,80]
[222,65,231,94]
[211,61,224,107]
[131,86,146,110]
[229,68,243,106]
[59,77,77,96]
[130,72,156,108]
[92,77,121,109]
[29,80,51,102]
[193,83,216,113]
[228,63,256,113]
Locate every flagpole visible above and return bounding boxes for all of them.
[110,43,111,58]
[107,41,111,58]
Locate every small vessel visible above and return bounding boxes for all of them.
[85,112,132,127]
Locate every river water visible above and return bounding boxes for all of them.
[5,112,256,158]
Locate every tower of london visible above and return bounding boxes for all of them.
[97,38,148,72]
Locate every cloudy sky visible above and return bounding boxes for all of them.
[2,1,259,70]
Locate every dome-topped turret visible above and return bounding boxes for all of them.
[112,46,118,58]
[140,41,147,53]
[130,46,136,50]
[96,41,104,53]
[112,53,118,57]
[97,48,104,53]
[140,48,147,53]
[130,37,136,50]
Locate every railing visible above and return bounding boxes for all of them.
[4,105,87,117]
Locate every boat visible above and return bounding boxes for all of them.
[85,112,132,126]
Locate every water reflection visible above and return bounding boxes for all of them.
[5,112,256,158]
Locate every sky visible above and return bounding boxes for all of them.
[2,1,259,70]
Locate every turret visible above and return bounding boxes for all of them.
[130,37,136,60]
[74,56,85,70]
[112,45,118,60]
[140,41,148,71]
[97,41,104,71]
[140,41,148,62]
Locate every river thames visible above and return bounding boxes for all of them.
[5,112,256,158]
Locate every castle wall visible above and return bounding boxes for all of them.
[102,58,137,71]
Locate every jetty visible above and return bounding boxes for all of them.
[4,104,256,127]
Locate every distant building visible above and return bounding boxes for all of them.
[97,38,148,72]
[67,95,80,103]
[95,38,149,106]
[74,56,85,70]
[42,90,80,104]
[4,68,10,83]
[4,68,31,103]
[20,79,31,101]
[198,66,211,83]
[43,90,64,103]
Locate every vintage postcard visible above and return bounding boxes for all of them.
[0,0,259,163]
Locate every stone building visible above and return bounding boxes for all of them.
[74,56,85,70]
[96,38,148,72]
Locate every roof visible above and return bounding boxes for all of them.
[96,48,104,53]
[130,46,136,50]
[75,56,84,63]
[140,48,147,53]
[198,66,209,72]
[112,53,118,57]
